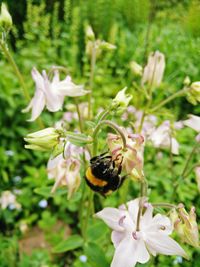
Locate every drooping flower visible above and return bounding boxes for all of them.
[0,190,21,210]
[142,51,165,88]
[149,120,179,155]
[24,127,61,151]
[184,114,200,132]
[171,204,199,248]
[23,68,89,121]
[95,198,187,267]
[107,129,144,180]
[47,142,84,199]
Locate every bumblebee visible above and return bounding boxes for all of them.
[85,152,126,196]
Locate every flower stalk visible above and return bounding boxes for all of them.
[88,42,96,119]
[150,87,189,113]
[92,120,127,156]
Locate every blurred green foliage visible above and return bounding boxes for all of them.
[0,0,200,266]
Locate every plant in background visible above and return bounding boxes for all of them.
[0,1,200,267]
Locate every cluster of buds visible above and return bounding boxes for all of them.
[171,204,199,248]
[0,3,12,33]
[107,128,144,181]
[85,25,116,59]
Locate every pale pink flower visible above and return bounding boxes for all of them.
[95,198,187,267]
[0,190,21,210]
[149,121,179,155]
[107,129,144,180]
[184,114,200,132]
[23,68,88,121]
[47,142,84,199]
[142,51,165,88]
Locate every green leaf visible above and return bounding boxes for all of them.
[87,219,109,241]
[85,242,109,267]
[52,235,84,253]
[34,186,67,198]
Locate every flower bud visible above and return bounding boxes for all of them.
[112,87,132,113]
[99,40,116,51]
[183,76,191,86]
[130,61,143,76]
[85,25,95,41]
[187,81,200,105]
[0,3,12,32]
[142,51,165,88]
[24,127,60,151]
[174,204,199,248]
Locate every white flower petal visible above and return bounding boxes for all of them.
[184,115,200,132]
[111,231,125,248]
[52,70,60,83]
[127,198,146,225]
[111,233,150,267]
[111,234,137,267]
[171,138,179,155]
[136,238,150,264]
[145,234,187,258]
[42,70,64,112]
[27,89,45,121]
[143,213,173,238]
[95,208,124,231]
[56,82,89,97]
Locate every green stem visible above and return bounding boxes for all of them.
[150,87,189,113]
[181,144,198,178]
[88,42,96,119]
[152,203,177,209]
[82,187,94,241]
[0,40,44,128]
[92,120,127,156]
[0,40,30,101]
[184,162,200,178]
[74,99,84,132]
[172,143,198,199]
[136,181,147,231]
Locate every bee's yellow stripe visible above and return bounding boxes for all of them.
[86,167,108,187]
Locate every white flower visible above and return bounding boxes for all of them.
[142,51,165,88]
[184,114,200,132]
[112,87,132,112]
[47,142,83,199]
[23,68,89,121]
[95,198,187,267]
[0,191,21,210]
[149,121,179,155]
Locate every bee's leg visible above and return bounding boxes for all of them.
[119,175,128,186]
